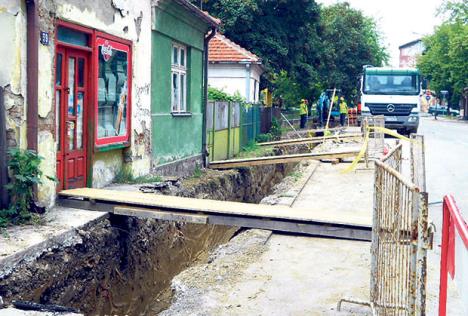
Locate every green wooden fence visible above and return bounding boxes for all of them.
[206,102,263,161]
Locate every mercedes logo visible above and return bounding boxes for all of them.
[387,104,395,112]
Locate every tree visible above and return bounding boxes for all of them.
[418,0,468,107]
[318,3,388,101]
[194,0,388,105]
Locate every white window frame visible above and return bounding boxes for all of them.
[171,43,187,113]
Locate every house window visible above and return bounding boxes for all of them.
[95,37,132,146]
[171,43,187,113]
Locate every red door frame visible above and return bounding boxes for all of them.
[55,45,91,190]
[54,20,133,190]
[55,21,93,191]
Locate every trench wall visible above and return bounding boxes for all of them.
[0,161,296,315]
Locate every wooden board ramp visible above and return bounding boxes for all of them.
[209,149,360,169]
[58,188,371,241]
[258,133,363,147]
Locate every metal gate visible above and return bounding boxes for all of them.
[372,159,429,315]
[339,137,430,315]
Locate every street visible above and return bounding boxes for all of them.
[160,119,468,315]
[420,117,468,217]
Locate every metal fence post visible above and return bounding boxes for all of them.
[227,102,232,159]
[370,162,381,304]
[416,191,429,316]
[251,105,255,141]
[408,187,420,315]
[211,102,216,160]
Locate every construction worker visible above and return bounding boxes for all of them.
[339,96,348,127]
[322,94,330,126]
[299,99,308,129]
[317,92,326,127]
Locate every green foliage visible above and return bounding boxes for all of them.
[437,0,468,23]
[208,86,245,103]
[272,70,302,109]
[241,140,259,152]
[0,149,51,227]
[270,117,282,140]
[318,3,389,100]
[193,0,388,104]
[114,168,163,184]
[191,164,204,179]
[418,1,468,106]
[288,170,303,182]
[255,133,273,143]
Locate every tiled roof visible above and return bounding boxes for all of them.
[209,33,261,63]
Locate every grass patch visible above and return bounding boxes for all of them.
[237,141,274,159]
[191,164,204,179]
[288,170,303,182]
[114,169,163,184]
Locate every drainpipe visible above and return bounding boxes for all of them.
[26,0,38,152]
[0,87,8,209]
[201,26,216,167]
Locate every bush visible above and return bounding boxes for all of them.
[0,149,52,227]
[208,87,245,103]
[270,117,282,140]
[255,133,273,143]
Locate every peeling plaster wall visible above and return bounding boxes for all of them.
[50,0,153,191]
[92,150,123,188]
[0,1,27,150]
[0,0,154,206]
[0,0,153,206]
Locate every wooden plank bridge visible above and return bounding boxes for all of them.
[258,133,363,147]
[58,188,371,241]
[209,149,360,169]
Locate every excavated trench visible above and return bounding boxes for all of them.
[0,147,307,315]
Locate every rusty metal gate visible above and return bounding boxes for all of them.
[339,137,430,315]
[372,159,429,315]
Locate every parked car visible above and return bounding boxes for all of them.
[428,105,459,116]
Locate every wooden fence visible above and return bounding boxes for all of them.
[206,102,276,161]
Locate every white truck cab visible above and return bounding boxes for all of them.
[360,67,421,134]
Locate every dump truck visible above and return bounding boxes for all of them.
[359,67,421,134]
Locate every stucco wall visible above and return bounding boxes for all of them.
[0,0,153,207]
[208,63,262,103]
[150,1,208,168]
[0,1,27,151]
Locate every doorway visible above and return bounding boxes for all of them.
[55,47,89,190]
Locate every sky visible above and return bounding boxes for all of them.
[317,0,446,67]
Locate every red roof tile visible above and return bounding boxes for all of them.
[209,33,261,63]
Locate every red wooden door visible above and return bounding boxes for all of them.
[55,48,89,190]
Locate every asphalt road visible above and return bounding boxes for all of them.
[419,117,468,218]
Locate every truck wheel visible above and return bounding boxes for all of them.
[408,128,418,135]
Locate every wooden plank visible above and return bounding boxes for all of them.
[58,188,371,227]
[208,150,360,169]
[114,206,208,224]
[206,214,371,241]
[58,196,371,241]
[258,133,363,147]
[296,126,345,135]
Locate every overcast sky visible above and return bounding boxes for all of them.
[317,0,446,67]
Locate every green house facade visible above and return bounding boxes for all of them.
[151,0,217,175]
